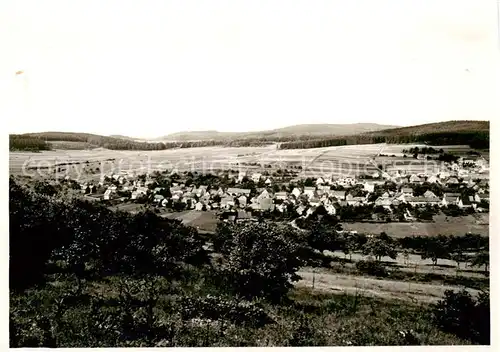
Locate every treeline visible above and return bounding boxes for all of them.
[17,132,277,151]
[10,135,52,151]
[278,131,489,150]
[402,147,443,154]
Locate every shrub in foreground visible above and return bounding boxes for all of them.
[432,289,489,344]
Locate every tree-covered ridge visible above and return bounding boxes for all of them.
[10,135,52,151]
[365,120,489,136]
[278,121,489,150]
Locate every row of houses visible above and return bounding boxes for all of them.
[81,167,488,212]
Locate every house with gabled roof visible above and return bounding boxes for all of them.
[275,191,288,200]
[347,196,365,206]
[103,189,113,200]
[227,187,251,196]
[409,196,440,206]
[154,194,165,203]
[409,174,423,183]
[257,189,271,200]
[252,197,274,211]
[238,195,248,208]
[316,177,325,186]
[251,173,262,183]
[375,197,392,209]
[303,187,316,198]
[236,210,254,223]
[401,187,413,196]
[330,190,346,200]
[265,177,272,185]
[363,182,375,193]
[296,205,306,215]
[318,185,330,192]
[441,193,460,207]
[423,190,437,199]
[446,177,460,185]
[292,187,302,198]
[237,170,246,183]
[324,203,339,215]
[458,197,474,209]
[276,203,287,213]
[220,196,235,209]
[426,175,440,184]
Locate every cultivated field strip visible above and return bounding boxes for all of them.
[10,143,478,180]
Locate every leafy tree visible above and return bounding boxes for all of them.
[362,237,397,262]
[420,238,450,267]
[213,222,304,303]
[469,251,489,274]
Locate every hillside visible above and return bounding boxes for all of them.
[363,120,489,137]
[158,123,399,141]
[278,120,490,150]
[108,134,145,141]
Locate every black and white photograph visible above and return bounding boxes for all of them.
[3,0,496,348]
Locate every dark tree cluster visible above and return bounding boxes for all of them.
[10,135,52,151]
[278,131,489,150]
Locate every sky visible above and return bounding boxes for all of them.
[0,0,498,138]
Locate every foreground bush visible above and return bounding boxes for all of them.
[433,289,489,344]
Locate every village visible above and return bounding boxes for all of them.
[68,153,490,225]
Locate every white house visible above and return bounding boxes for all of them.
[238,195,248,208]
[330,190,346,200]
[423,190,437,199]
[292,187,302,198]
[103,189,112,200]
[401,187,413,197]
[195,202,204,211]
[265,177,272,185]
[251,173,262,183]
[426,175,440,184]
[363,182,375,193]
[220,196,235,209]
[296,205,306,215]
[324,204,337,215]
[315,177,325,186]
[154,194,165,203]
[446,177,460,185]
[275,192,288,200]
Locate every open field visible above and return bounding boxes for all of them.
[160,210,220,232]
[296,270,481,304]
[341,214,489,238]
[9,143,485,182]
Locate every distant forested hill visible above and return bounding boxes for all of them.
[278,120,489,149]
[157,123,398,141]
